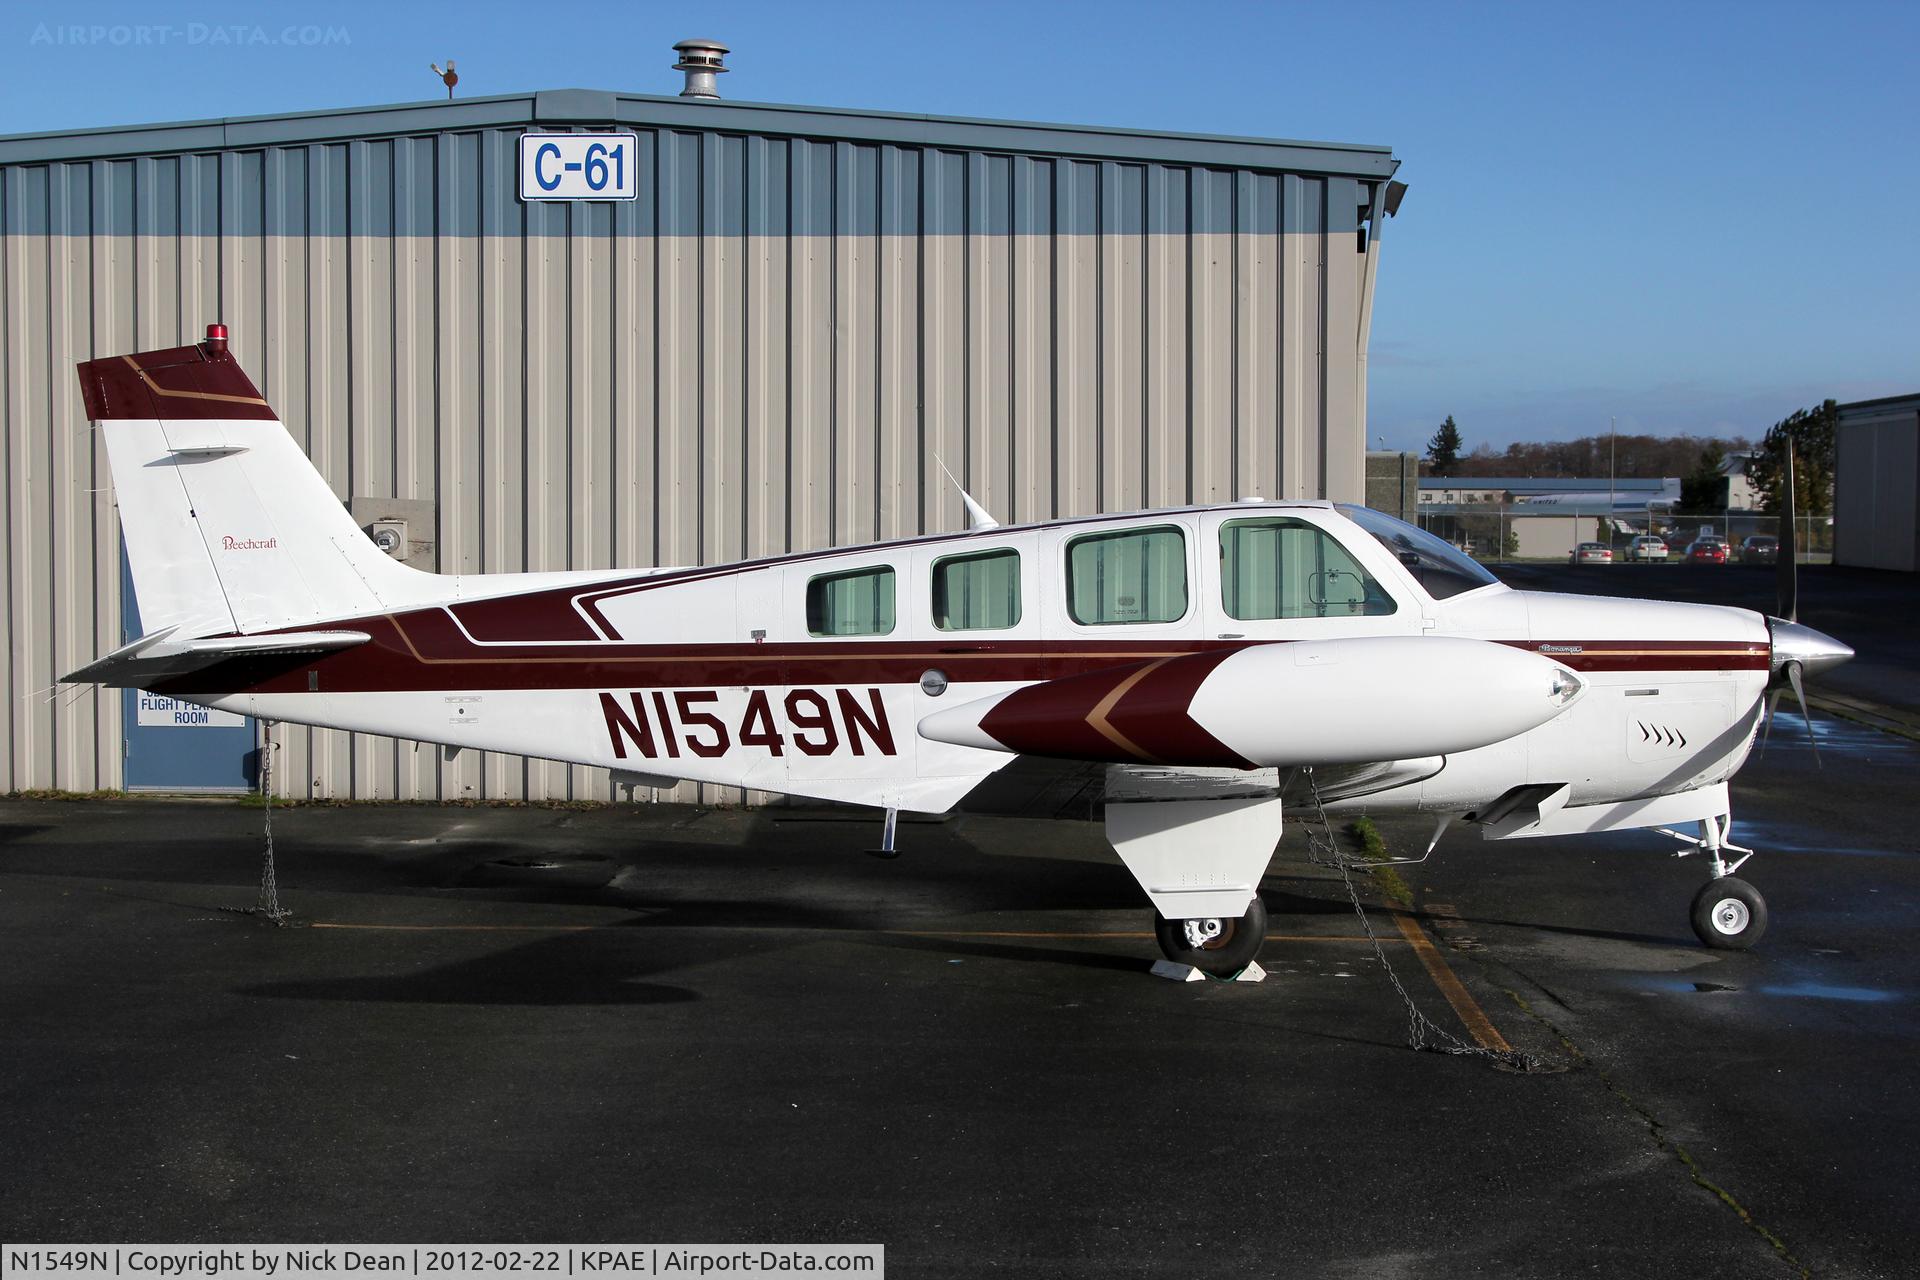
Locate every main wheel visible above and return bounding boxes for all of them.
[1691,877,1768,950]
[1153,896,1268,977]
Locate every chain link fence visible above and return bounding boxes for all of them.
[1415,506,1832,565]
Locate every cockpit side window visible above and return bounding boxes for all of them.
[1219,518,1397,619]
[1333,503,1500,600]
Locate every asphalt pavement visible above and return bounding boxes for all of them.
[2,563,1915,1277]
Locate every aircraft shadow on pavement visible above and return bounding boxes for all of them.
[235,927,709,1007]
[862,930,1148,975]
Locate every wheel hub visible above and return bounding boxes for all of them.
[1182,918,1225,949]
[1712,898,1751,935]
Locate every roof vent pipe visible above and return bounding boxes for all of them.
[672,39,729,98]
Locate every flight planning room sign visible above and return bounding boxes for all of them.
[518,133,640,201]
[136,691,245,728]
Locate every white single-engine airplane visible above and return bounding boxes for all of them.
[66,326,1853,975]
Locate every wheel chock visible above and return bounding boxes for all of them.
[1150,959,1267,984]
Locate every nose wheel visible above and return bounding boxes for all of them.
[1154,896,1268,977]
[1691,877,1768,950]
[1661,815,1769,950]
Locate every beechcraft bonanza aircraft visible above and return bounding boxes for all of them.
[66,326,1854,975]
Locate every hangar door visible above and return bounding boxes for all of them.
[120,549,256,793]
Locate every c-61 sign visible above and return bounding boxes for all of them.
[518,133,639,201]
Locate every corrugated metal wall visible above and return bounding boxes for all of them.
[0,96,1393,800]
[1834,397,1920,573]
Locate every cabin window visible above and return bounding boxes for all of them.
[932,549,1022,631]
[1067,526,1188,625]
[1219,518,1397,620]
[806,566,896,636]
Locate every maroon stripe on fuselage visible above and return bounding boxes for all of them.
[1502,640,1770,673]
[449,595,606,643]
[148,615,1769,697]
[149,613,1245,695]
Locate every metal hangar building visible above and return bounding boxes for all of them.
[1834,394,1919,573]
[0,53,1401,800]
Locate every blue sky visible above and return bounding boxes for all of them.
[5,0,1914,452]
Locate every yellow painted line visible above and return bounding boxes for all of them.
[1391,911,1512,1053]
[884,929,1405,942]
[310,922,602,933]
[309,922,1407,944]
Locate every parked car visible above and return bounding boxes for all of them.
[1684,538,1728,565]
[1570,542,1614,566]
[1739,535,1780,565]
[1627,535,1669,562]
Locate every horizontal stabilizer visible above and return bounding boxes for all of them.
[62,627,371,688]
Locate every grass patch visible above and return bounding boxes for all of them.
[5,788,125,801]
[1346,817,1413,907]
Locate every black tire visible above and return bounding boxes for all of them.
[1691,876,1768,950]
[1154,896,1268,977]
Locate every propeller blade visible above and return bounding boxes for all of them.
[1759,686,1782,756]
[1776,441,1798,623]
[1785,659,1820,768]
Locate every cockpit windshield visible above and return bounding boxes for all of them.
[1334,503,1501,600]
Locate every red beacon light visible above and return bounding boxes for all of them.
[204,322,229,355]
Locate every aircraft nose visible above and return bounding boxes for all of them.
[1768,618,1854,679]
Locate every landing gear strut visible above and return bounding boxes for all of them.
[1154,896,1268,977]
[1662,814,1769,950]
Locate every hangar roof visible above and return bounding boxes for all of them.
[1420,477,1673,493]
[1837,393,1919,416]
[0,88,1398,178]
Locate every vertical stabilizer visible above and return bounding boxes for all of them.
[76,325,435,637]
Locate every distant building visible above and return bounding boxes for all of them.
[1365,451,1422,522]
[1834,395,1919,572]
[1417,476,1674,507]
[1415,476,1680,561]
[1721,453,1761,511]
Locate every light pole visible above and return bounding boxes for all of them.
[1608,415,1617,546]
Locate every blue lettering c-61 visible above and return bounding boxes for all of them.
[533,142,562,192]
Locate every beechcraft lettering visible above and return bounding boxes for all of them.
[599,687,898,761]
[62,324,1856,978]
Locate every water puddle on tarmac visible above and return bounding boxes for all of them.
[1754,981,1899,1004]
[1761,711,1914,769]
[1617,974,1901,1003]
[1734,819,1908,859]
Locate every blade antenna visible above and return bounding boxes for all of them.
[934,454,1000,531]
